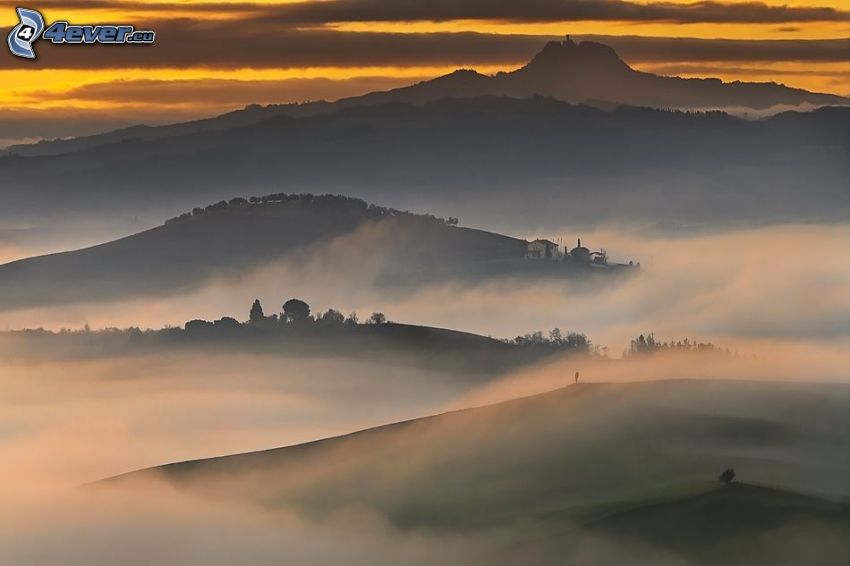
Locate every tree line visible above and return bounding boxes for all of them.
[505,328,592,353]
[165,193,459,227]
[624,333,732,358]
[185,298,387,332]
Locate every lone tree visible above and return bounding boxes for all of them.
[718,468,736,484]
[249,299,265,323]
[283,299,311,323]
[369,312,387,325]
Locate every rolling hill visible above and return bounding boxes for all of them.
[104,379,850,564]
[0,194,628,311]
[0,98,846,228]
[0,319,575,378]
[5,39,845,159]
[108,379,850,519]
[582,482,849,564]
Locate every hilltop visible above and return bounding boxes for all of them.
[0,295,595,376]
[341,38,847,111]
[104,379,850,564]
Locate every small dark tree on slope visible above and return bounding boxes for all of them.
[718,468,736,484]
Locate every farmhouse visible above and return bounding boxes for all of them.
[526,239,560,260]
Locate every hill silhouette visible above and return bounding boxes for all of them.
[343,39,847,112]
[0,99,846,227]
[0,194,630,311]
[5,39,845,159]
[1,307,594,376]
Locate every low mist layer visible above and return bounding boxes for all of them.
[3,223,846,370]
[0,221,847,565]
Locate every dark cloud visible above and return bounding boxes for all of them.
[258,0,850,24]
[1,23,847,70]
[26,0,850,24]
[574,35,850,63]
[638,62,849,80]
[24,76,419,105]
[0,25,551,69]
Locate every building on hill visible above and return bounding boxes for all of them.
[526,239,560,260]
[568,238,590,262]
[566,238,608,265]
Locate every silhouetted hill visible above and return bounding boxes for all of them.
[345,39,846,112]
[0,99,846,227]
[0,194,624,311]
[6,39,844,159]
[104,379,849,563]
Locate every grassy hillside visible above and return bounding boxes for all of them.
[109,380,850,530]
[579,482,850,565]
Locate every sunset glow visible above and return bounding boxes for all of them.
[1,0,847,141]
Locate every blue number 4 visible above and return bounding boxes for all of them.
[42,21,68,43]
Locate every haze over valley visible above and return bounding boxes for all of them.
[1,20,848,566]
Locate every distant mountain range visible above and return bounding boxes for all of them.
[0,97,846,229]
[5,39,846,159]
[0,40,846,230]
[105,379,850,564]
[343,38,847,110]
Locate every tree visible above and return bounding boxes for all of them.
[718,468,736,484]
[214,316,240,329]
[345,312,359,326]
[319,308,345,325]
[564,332,591,352]
[249,299,265,324]
[185,319,213,332]
[369,312,387,325]
[283,299,311,323]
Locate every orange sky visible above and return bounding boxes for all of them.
[0,0,847,142]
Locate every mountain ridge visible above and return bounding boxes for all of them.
[0,98,846,228]
[4,38,845,159]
